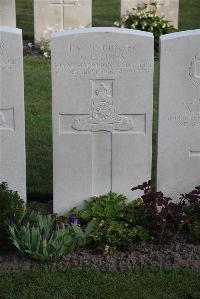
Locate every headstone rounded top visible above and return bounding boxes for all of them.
[160,29,200,41]
[0,26,21,34]
[52,27,154,39]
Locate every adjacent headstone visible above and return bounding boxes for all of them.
[121,0,179,28]
[0,27,26,200]
[52,28,154,213]
[157,30,200,200]
[0,0,16,27]
[34,0,92,43]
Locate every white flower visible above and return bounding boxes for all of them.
[43,52,50,58]
[114,21,120,27]
[40,45,45,51]
[28,42,32,48]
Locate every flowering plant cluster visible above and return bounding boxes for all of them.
[66,192,148,253]
[39,39,51,59]
[2,181,200,263]
[114,1,176,52]
[8,210,94,262]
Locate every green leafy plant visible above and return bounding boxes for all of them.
[0,182,25,248]
[8,210,94,263]
[67,192,148,253]
[114,1,176,52]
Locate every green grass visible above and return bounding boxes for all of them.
[179,0,200,31]
[15,1,200,198]
[0,268,200,298]
[92,0,120,27]
[16,0,34,40]
[24,58,52,199]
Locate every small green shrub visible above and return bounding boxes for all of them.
[114,1,176,53]
[67,192,148,253]
[8,210,94,263]
[0,182,25,248]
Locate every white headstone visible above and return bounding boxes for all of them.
[34,0,92,43]
[0,0,16,27]
[52,28,154,213]
[121,0,179,28]
[0,27,26,200]
[157,30,200,200]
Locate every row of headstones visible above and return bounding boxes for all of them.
[1,26,200,214]
[0,0,179,43]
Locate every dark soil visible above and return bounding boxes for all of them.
[1,242,200,272]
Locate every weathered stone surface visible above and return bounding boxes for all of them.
[34,0,92,42]
[0,27,26,200]
[121,0,179,28]
[157,30,200,200]
[0,0,16,27]
[52,28,154,213]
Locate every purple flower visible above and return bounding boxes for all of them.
[67,214,80,226]
[7,212,14,226]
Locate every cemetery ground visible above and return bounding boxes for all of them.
[1,1,200,298]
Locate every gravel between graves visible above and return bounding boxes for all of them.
[1,242,200,271]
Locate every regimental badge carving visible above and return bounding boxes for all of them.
[189,52,200,88]
[72,79,133,132]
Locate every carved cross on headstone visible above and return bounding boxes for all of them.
[50,0,79,30]
[59,79,146,194]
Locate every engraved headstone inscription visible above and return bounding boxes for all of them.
[121,0,179,28]
[34,0,92,42]
[52,28,154,213]
[0,27,26,200]
[157,30,200,199]
[0,0,16,27]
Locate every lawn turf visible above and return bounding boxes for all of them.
[0,268,200,299]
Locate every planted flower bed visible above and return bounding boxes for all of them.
[1,181,200,271]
